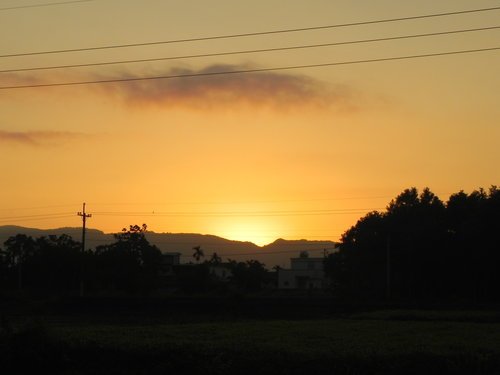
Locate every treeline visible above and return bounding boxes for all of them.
[0,224,269,295]
[325,186,500,304]
[0,224,163,294]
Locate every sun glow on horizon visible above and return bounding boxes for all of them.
[0,1,498,245]
[209,217,286,246]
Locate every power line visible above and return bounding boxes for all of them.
[93,213,368,217]
[94,208,379,214]
[0,0,96,11]
[2,25,498,74]
[0,204,79,212]
[1,46,499,90]
[0,212,75,220]
[92,208,381,217]
[0,193,424,213]
[1,6,499,58]
[0,190,461,211]
[0,206,381,222]
[0,214,76,223]
[84,195,394,206]
[179,247,339,258]
[85,237,342,243]
[86,239,343,247]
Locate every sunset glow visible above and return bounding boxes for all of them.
[1,1,498,245]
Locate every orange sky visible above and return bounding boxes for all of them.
[0,0,499,246]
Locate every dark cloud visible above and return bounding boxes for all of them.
[100,64,352,110]
[0,72,44,88]
[0,130,86,146]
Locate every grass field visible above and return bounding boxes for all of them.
[3,309,500,374]
[53,317,500,355]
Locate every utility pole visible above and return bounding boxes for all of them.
[386,234,391,301]
[77,203,92,297]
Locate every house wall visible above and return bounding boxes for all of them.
[278,257,326,289]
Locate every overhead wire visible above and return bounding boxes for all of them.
[1,6,499,58]
[0,192,431,213]
[0,205,381,222]
[85,239,342,247]
[1,46,499,90]
[83,195,394,206]
[0,197,385,214]
[179,247,339,258]
[1,25,498,74]
[0,204,81,212]
[91,208,382,217]
[0,0,97,11]
[0,212,75,220]
[81,191,456,207]
[0,211,77,223]
[0,214,76,223]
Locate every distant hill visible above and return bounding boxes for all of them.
[0,226,337,268]
[0,226,113,248]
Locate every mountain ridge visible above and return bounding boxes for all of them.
[0,225,337,268]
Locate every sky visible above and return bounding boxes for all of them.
[0,0,499,246]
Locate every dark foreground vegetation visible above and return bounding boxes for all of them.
[2,308,500,375]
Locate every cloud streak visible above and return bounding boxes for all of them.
[0,130,86,146]
[0,72,45,88]
[2,64,357,111]
[99,64,353,110]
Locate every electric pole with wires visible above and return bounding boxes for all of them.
[77,202,92,297]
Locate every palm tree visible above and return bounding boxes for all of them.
[192,246,204,263]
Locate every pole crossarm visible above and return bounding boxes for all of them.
[77,202,91,297]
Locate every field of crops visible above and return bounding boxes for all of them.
[2,309,500,374]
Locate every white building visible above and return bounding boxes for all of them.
[278,253,326,289]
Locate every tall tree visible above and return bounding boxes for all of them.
[326,187,500,304]
[32,234,81,291]
[192,246,204,263]
[3,234,36,290]
[95,224,162,293]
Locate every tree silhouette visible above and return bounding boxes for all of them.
[229,259,267,292]
[34,234,81,291]
[3,234,35,290]
[325,186,500,304]
[209,252,222,264]
[2,234,81,292]
[192,246,204,263]
[95,224,162,293]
